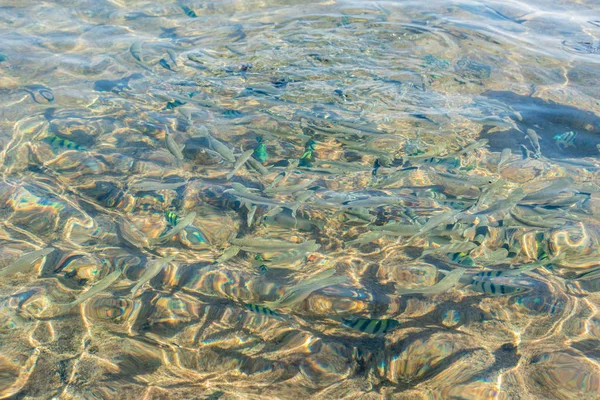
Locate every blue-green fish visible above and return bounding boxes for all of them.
[253,136,268,163]
[244,303,279,316]
[554,131,577,150]
[299,139,316,167]
[181,5,197,17]
[164,211,206,244]
[341,317,401,334]
[42,135,84,151]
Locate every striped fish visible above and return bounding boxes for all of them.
[468,278,527,296]
[42,135,84,151]
[165,211,179,226]
[165,211,207,244]
[181,5,197,18]
[244,303,279,316]
[554,131,577,150]
[341,317,400,334]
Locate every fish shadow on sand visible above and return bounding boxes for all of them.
[480,91,600,159]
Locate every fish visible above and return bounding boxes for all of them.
[341,317,401,334]
[299,139,316,167]
[497,148,511,172]
[230,238,304,252]
[472,248,509,263]
[342,195,412,208]
[468,278,527,296]
[159,58,175,71]
[215,246,241,264]
[342,207,376,223]
[264,179,316,195]
[130,180,187,191]
[347,231,385,246]
[396,268,465,296]
[264,269,349,309]
[118,218,151,249]
[150,211,197,245]
[0,248,54,277]
[225,189,292,209]
[245,156,269,175]
[181,5,197,17]
[130,42,142,62]
[268,241,320,264]
[520,178,576,203]
[227,149,253,180]
[42,135,84,151]
[130,255,176,298]
[434,171,493,188]
[263,211,323,232]
[476,179,506,208]
[246,204,257,227]
[244,303,279,316]
[372,167,418,188]
[371,223,421,236]
[422,240,478,256]
[253,137,268,162]
[525,129,541,154]
[554,131,577,150]
[468,188,526,217]
[164,211,207,243]
[66,268,122,308]
[165,128,184,160]
[416,210,457,236]
[455,139,489,156]
[205,135,235,162]
[166,49,178,65]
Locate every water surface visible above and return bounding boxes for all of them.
[1,1,600,399]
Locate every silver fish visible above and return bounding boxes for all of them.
[130,42,143,62]
[422,241,478,256]
[225,189,292,208]
[264,269,349,309]
[215,246,241,264]
[525,129,541,154]
[0,248,54,277]
[455,139,489,156]
[397,268,465,296]
[371,223,421,236]
[347,231,385,246]
[206,135,235,162]
[130,255,175,298]
[476,179,506,208]
[497,148,511,172]
[230,238,304,252]
[165,128,184,160]
[268,241,321,264]
[118,218,151,249]
[227,149,253,180]
[67,268,122,308]
[264,179,316,195]
[521,178,576,203]
[245,156,269,175]
[130,180,187,191]
[246,204,257,227]
[150,211,197,245]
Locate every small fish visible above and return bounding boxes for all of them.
[245,156,269,175]
[159,58,175,72]
[42,135,84,151]
[181,5,197,17]
[422,240,478,256]
[476,179,506,208]
[166,49,178,65]
[455,139,489,156]
[521,178,576,203]
[118,218,151,249]
[130,181,187,191]
[0,248,54,277]
[397,268,465,296]
[130,42,142,62]
[468,278,527,296]
[165,128,184,160]
[268,241,320,264]
[253,137,268,162]
[67,268,122,308]
[225,189,292,209]
[497,148,511,172]
[554,131,577,150]
[215,246,241,264]
[244,303,278,316]
[371,223,421,236]
[164,99,186,110]
[202,134,235,162]
[341,317,401,334]
[450,252,475,266]
[246,204,257,227]
[525,129,541,154]
[230,238,304,252]
[264,269,348,309]
[299,139,316,167]
[151,211,197,245]
[227,149,253,180]
[130,256,175,298]
[347,231,385,246]
[264,179,316,195]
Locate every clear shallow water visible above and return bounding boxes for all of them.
[0,0,600,398]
